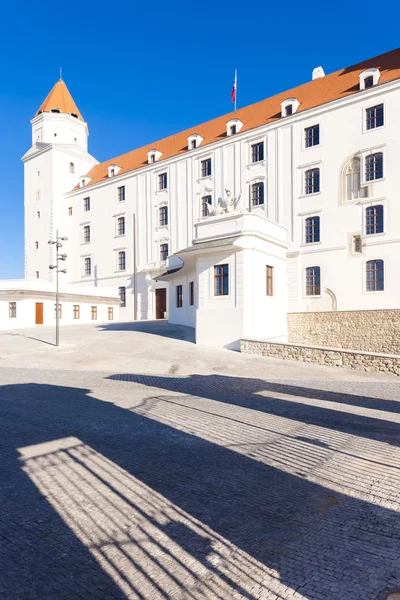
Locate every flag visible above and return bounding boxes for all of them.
[231,71,237,105]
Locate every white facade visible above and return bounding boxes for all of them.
[0,280,119,331]
[21,52,400,346]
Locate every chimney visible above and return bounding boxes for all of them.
[312,66,325,80]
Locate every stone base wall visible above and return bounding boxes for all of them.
[288,309,400,354]
[240,339,400,376]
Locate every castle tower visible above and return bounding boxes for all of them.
[22,78,98,282]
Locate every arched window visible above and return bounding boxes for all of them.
[305,266,320,296]
[304,168,320,195]
[343,157,369,202]
[366,259,384,291]
[305,216,320,244]
[365,205,384,235]
[251,182,264,206]
[365,152,383,181]
[70,162,74,173]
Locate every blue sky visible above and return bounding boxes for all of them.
[1,0,399,278]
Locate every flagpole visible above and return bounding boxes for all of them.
[235,69,237,111]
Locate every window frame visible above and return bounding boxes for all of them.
[304,124,320,149]
[365,259,384,292]
[83,224,91,243]
[159,205,168,227]
[251,181,265,207]
[160,243,168,262]
[91,306,98,320]
[117,216,125,236]
[200,158,212,178]
[365,152,383,182]
[119,286,126,308]
[158,172,168,190]
[266,266,274,297]
[84,256,91,276]
[214,264,229,296]
[201,195,212,217]
[365,204,384,236]
[189,281,194,306]
[304,215,320,244]
[305,266,321,297]
[9,302,16,318]
[117,185,126,202]
[108,307,114,321]
[365,104,384,131]
[73,305,80,320]
[304,168,320,195]
[54,303,62,319]
[176,285,183,308]
[117,250,126,271]
[251,142,264,163]
[83,197,90,211]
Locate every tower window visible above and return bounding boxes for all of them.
[70,113,78,119]
[51,108,61,113]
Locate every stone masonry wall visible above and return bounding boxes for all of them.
[288,309,400,354]
[240,339,400,376]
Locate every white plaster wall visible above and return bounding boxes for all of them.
[168,270,196,328]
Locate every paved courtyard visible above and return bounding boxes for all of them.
[0,322,400,599]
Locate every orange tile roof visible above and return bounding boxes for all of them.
[36,79,84,121]
[82,48,400,188]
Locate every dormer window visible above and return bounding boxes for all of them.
[50,108,61,113]
[147,149,162,164]
[226,118,243,136]
[70,112,78,119]
[281,98,300,117]
[79,175,92,188]
[359,68,381,90]
[70,162,74,173]
[107,164,121,178]
[187,134,204,150]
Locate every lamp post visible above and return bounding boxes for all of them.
[49,230,67,347]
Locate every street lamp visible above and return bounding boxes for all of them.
[49,230,68,347]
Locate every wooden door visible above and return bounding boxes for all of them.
[35,302,44,325]
[155,289,167,319]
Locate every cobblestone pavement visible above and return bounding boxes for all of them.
[0,324,400,599]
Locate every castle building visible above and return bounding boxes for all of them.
[13,48,400,347]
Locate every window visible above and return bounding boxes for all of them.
[191,139,197,149]
[305,266,320,296]
[117,216,125,235]
[91,306,98,320]
[150,154,155,163]
[9,302,16,318]
[83,225,90,243]
[305,125,319,148]
[73,305,80,319]
[70,162,74,173]
[160,243,168,261]
[108,307,114,320]
[305,216,320,244]
[201,158,212,177]
[266,266,274,296]
[84,197,90,211]
[353,235,362,253]
[118,250,126,271]
[158,173,168,190]
[344,157,369,201]
[364,76,374,89]
[84,257,91,276]
[68,207,73,216]
[36,190,40,200]
[365,205,384,235]
[366,104,384,130]
[119,286,126,307]
[251,182,264,206]
[214,264,229,296]
[54,303,62,319]
[110,169,115,177]
[251,142,264,163]
[37,211,40,219]
[35,241,39,250]
[285,105,293,116]
[230,124,237,135]
[305,168,320,194]
[118,186,125,202]
[176,285,183,308]
[201,195,212,217]
[159,206,168,226]
[35,271,39,279]
[189,281,194,306]
[365,152,383,181]
[366,259,384,291]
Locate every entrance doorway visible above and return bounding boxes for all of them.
[155,288,167,319]
[35,302,44,325]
